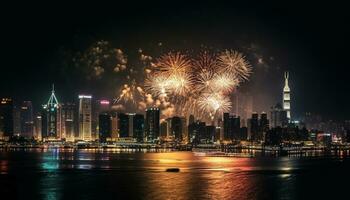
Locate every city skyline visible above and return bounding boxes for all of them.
[1,71,349,144]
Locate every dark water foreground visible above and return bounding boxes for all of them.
[1,149,350,200]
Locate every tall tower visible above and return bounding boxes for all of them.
[20,101,34,138]
[42,85,61,140]
[0,98,14,140]
[78,95,92,141]
[283,72,291,121]
[145,107,160,142]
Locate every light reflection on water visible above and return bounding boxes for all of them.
[0,149,350,199]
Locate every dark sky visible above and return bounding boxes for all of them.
[1,1,349,120]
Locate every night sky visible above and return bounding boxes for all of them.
[1,1,349,120]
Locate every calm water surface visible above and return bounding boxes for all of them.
[1,149,349,200]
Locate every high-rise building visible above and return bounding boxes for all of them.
[145,107,160,142]
[110,112,118,139]
[215,126,221,141]
[230,115,241,140]
[171,116,183,141]
[205,125,216,142]
[217,117,224,141]
[98,112,112,142]
[104,112,144,141]
[248,112,259,141]
[133,114,144,142]
[260,112,269,131]
[20,101,34,138]
[34,114,42,141]
[13,105,21,136]
[0,98,14,140]
[260,112,269,141]
[180,117,187,141]
[128,114,134,138]
[42,86,61,140]
[283,71,291,120]
[270,103,288,128]
[118,113,129,137]
[223,113,230,140]
[223,113,240,140]
[188,120,206,144]
[160,118,172,139]
[92,99,111,140]
[78,95,92,141]
[160,121,168,138]
[61,103,76,141]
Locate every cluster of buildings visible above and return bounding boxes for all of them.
[1,72,349,146]
[0,86,163,144]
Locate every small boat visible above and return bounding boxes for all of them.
[166,168,180,172]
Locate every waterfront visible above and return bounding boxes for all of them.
[1,149,350,200]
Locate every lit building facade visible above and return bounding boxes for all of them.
[13,105,21,136]
[99,112,112,142]
[78,95,92,141]
[270,103,288,128]
[34,114,42,141]
[20,101,34,138]
[248,112,259,141]
[94,99,111,140]
[171,116,183,141]
[61,103,76,141]
[132,114,144,142]
[0,98,14,140]
[42,86,61,140]
[283,71,291,120]
[145,107,160,142]
[118,113,129,137]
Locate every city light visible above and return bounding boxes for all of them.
[78,95,92,99]
[100,100,110,105]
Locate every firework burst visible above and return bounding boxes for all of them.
[116,81,145,104]
[154,52,192,75]
[218,50,251,81]
[198,93,232,119]
[110,48,252,122]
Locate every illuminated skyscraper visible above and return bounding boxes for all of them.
[223,113,230,140]
[270,103,288,128]
[34,114,42,141]
[171,116,183,141]
[92,99,111,140]
[283,71,291,120]
[42,86,61,140]
[78,95,92,141]
[248,112,259,141]
[98,112,112,142]
[118,113,129,137]
[145,107,160,142]
[61,103,76,141]
[20,101,34,138]
[132,114,144,142]
[0,98,14,140]
[13,106,21,135]
[259,112,269,132]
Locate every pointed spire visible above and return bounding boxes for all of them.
[47,84,59,107]
[284,71,289,79]
[283,71,290,91]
